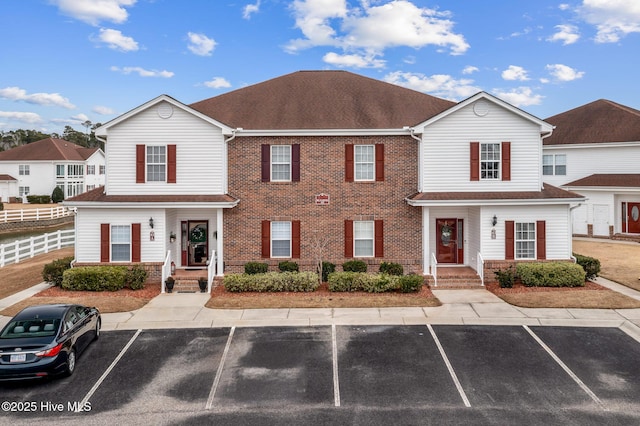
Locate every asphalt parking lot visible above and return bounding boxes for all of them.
[1,325,639,425]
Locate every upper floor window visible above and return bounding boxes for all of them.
[470,142,510,182]
[67,164,84,177]
[99,165,105,175]
[146,146,166,182]
[355,145,375,181]
[19,165,29,176]
[56,165,65,177]
[136,144,175,184]
[111,225,131,262]
[271,145,291,182]
[515,222,536,259]
[481,143,500,179]
[542,154,566,176]
[87,165,96,175]
[345,144,384,182]
[261,144,300,182]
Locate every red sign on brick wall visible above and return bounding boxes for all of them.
[315,193,330,205]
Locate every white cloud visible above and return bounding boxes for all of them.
[0,111,42,124]
[323,52,385,68]
[96,28,139,51]
[203,77,232,89]
[187,32,216,56]
[547,24,580,45]
[70,113,90,123]
[110,66,174,78]
[0,87,75,109]
[492,87,543,107]
[52,0,137,26]
[384,71,480,101]
[243,1,261,19]
[501,65,530,81]
[286,0,469,58]
[559,4,571,11]
[92,105,115,115]
[578,0,640,43]
[462,66,478,75]
[546,63,585,81]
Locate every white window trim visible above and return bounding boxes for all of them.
[354,145,375,182]
[515,222,536,260]
[146,145,167,182]
[19,165,29,176]
[354,220,374,258]
[480,143,501,180]
[270,145,292,182]
[111,224,132,262]
[271,221,292,258]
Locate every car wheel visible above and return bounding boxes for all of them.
[64,348,76,377]
[94,318,101,341]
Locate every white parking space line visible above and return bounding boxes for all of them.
[427,325,471,408]
[332,324,341,407]
[206,326,235,410]
[523,325,607,411]
[76,329,142,413]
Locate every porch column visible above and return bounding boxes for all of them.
[216,208,224,276]
[422,207,430,274]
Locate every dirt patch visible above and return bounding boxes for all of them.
[573,239,640,292]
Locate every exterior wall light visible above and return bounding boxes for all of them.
[149,217,154,228]
[492,215,498,227]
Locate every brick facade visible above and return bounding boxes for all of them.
[224,135,423,274]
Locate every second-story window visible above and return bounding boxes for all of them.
[271,145,291,181]
[99,165,105,175]
[56,165,65,177]
[345,144,384,182]
[355,145,375,181]
[19,165,29,175]
[542,154,566,176]
[87,165,95,175]
[147,146,166,182]
[481,143,500,179]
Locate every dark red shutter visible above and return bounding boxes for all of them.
[505,221,515,260]
[261,145,270,182]
[374,220,384,257]
[261,220,270,258]
[345,144,354,182]
[536,220,546,260]
[292,144,300,182]
[100,223,110,262]
[375,144,384,182]
[292,220,301,258]
[132,223,141,262]
[344,220,353,258]
[136,145,145,183]
[502,142,511,181]
[470,142,479,181]
[167,144,176,183]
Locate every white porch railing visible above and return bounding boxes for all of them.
[206,249,217,293]
[430,252,438,287]
[0,206,72,223]
[161,250,171,294]
[0,229,75,267]
[477,251,485,287]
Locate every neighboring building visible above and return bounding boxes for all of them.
[66,71,584,288]
[543,100,640,239]
[0,138,105,202]
[0,174,18,203]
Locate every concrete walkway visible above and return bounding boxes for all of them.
[2,276,640,343]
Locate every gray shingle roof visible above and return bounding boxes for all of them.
[0,138,99,161]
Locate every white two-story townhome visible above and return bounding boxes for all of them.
[0,137,104,202]
[66,71,584,289]
[543,99,640,240]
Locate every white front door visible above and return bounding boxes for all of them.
[593,204,609,236]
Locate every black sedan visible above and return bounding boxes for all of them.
[0,304,100,381]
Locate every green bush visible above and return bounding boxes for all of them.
[379,261,403,276]
[573,253,601,280]
[398,274,424,293]
[244,262,269,275]
[61,266,128,291]
[328,272,400,293]
[516,262,585,288]
[0,202,3,211]
[125,265,147,290]
[223,272,319,292]
[318,261,336,282]
[343,260,367,272]
[51,186,64,203]
[42,256,74,286]
[26,195,51,204]
[494,266,515,288]
[278,260,299,272]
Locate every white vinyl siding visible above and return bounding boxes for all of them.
[354,221,374,257]
[271,145,291,182]
[271,221,291,257]
[355,145,375,181]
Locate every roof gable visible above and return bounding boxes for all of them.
[545,99,640,145]
[0,138,99,161]
[189,70,456,130]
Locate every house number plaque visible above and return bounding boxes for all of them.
[315,193,330,205]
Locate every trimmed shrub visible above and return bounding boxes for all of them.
[318,261,336,282]
[125,265,147,290]
[223,272,319,292]
[61,266,128,291]
[328,272,400,293]
[573,253,601,280]
[342,260,367,272]
[379,261,403,276]
[42,256,74,286]
[244,262,268,275]
[26,195,51,204]
[278,260,299,272]
[398,274,424,293]
[494,266,515,288]
[51,186,64,203]
[516,262,585,288]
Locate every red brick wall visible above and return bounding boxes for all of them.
[224,135,422,274]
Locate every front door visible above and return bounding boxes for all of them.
[436,218,463,264]
[627,203,640,234]
[181,220,208,267]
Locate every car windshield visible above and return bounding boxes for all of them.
[0,318,61,339]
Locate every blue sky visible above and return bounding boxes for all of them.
[1,0,639,135]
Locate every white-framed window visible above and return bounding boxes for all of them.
[19,186,30,197]
[354,220,374,257]
[271,145,291,181]
[67,164,84,177]
[481,143,500,179]
[111,225,131,262]
[87,165,95,175]
[19,165,29,176]
[147,146,166,182]
[66,181,84,197]
[515,222,536,259]
[542,154,566,176]
[87,184,95,191]
[99,165,105,175]
[56,165,65,177]
[271,221,291,258]
[354,145,375,181]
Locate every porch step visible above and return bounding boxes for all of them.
[426,266,484,288]
[173,279,202,293]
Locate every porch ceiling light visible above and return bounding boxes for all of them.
[149,217,154,228]
[492,215,497,227]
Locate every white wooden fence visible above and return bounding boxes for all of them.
[0,229,75,267]
[0,206,72,223]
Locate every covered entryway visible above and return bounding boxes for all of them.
[435,218,464,264]
[624,202,640,234]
